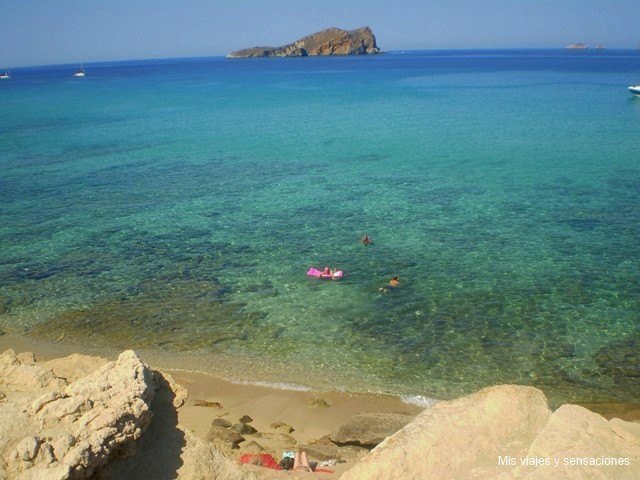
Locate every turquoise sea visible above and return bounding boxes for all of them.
[1,50,639,404]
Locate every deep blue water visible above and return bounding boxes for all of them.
[1,50,639,403]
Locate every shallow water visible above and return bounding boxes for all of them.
[1,50,639,403]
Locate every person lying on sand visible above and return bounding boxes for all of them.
[293,451,313,472]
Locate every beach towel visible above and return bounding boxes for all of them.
[315,468,335,474]
[239,453,283,470]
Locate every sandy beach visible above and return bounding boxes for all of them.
[2,332,640,479]
[172,369,422,443]
[0,332,424,477]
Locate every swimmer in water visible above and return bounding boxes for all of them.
[379,276,399,293]
[361,234,372,245]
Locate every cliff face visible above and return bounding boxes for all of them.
[227,27,381,58]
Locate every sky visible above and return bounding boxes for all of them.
[1,0,638,67]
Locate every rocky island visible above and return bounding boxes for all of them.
[227,26,382,58]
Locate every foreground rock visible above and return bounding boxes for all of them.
[0,349,254,480]
[4,347,638,480]
[340,385,640,479]
[507,404,640,480]
[97,369,253,480]
[227,26,381,58]
[1,350,155,480]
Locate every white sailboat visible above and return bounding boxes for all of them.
[73,59,85,77]
[0,70,10,79]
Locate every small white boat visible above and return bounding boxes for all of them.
[629,85,640,97]
[73,66,85,78]
[0,70,10,80]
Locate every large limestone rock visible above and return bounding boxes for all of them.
[0,348,255,480]
[340,385,551,480]
[506,404,640,480]
[97,369,254,480]
[1,350,155,480]
[227,26,381,58]
[340,385,640,480]
[329,412,414,448]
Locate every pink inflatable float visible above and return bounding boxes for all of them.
[307,268,343,280]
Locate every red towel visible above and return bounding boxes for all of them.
[239,453,283,470]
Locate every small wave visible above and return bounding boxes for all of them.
[232,379,313,392]
[401,394,439,408]
[146,365,314,392]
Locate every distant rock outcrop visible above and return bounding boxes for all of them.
[227,26,382,58]
[566,43,588,49]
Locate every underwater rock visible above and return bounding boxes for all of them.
[595,337,640,382]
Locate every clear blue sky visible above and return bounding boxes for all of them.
[1,0,638,67]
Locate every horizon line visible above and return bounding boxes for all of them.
[5,47,640,70]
